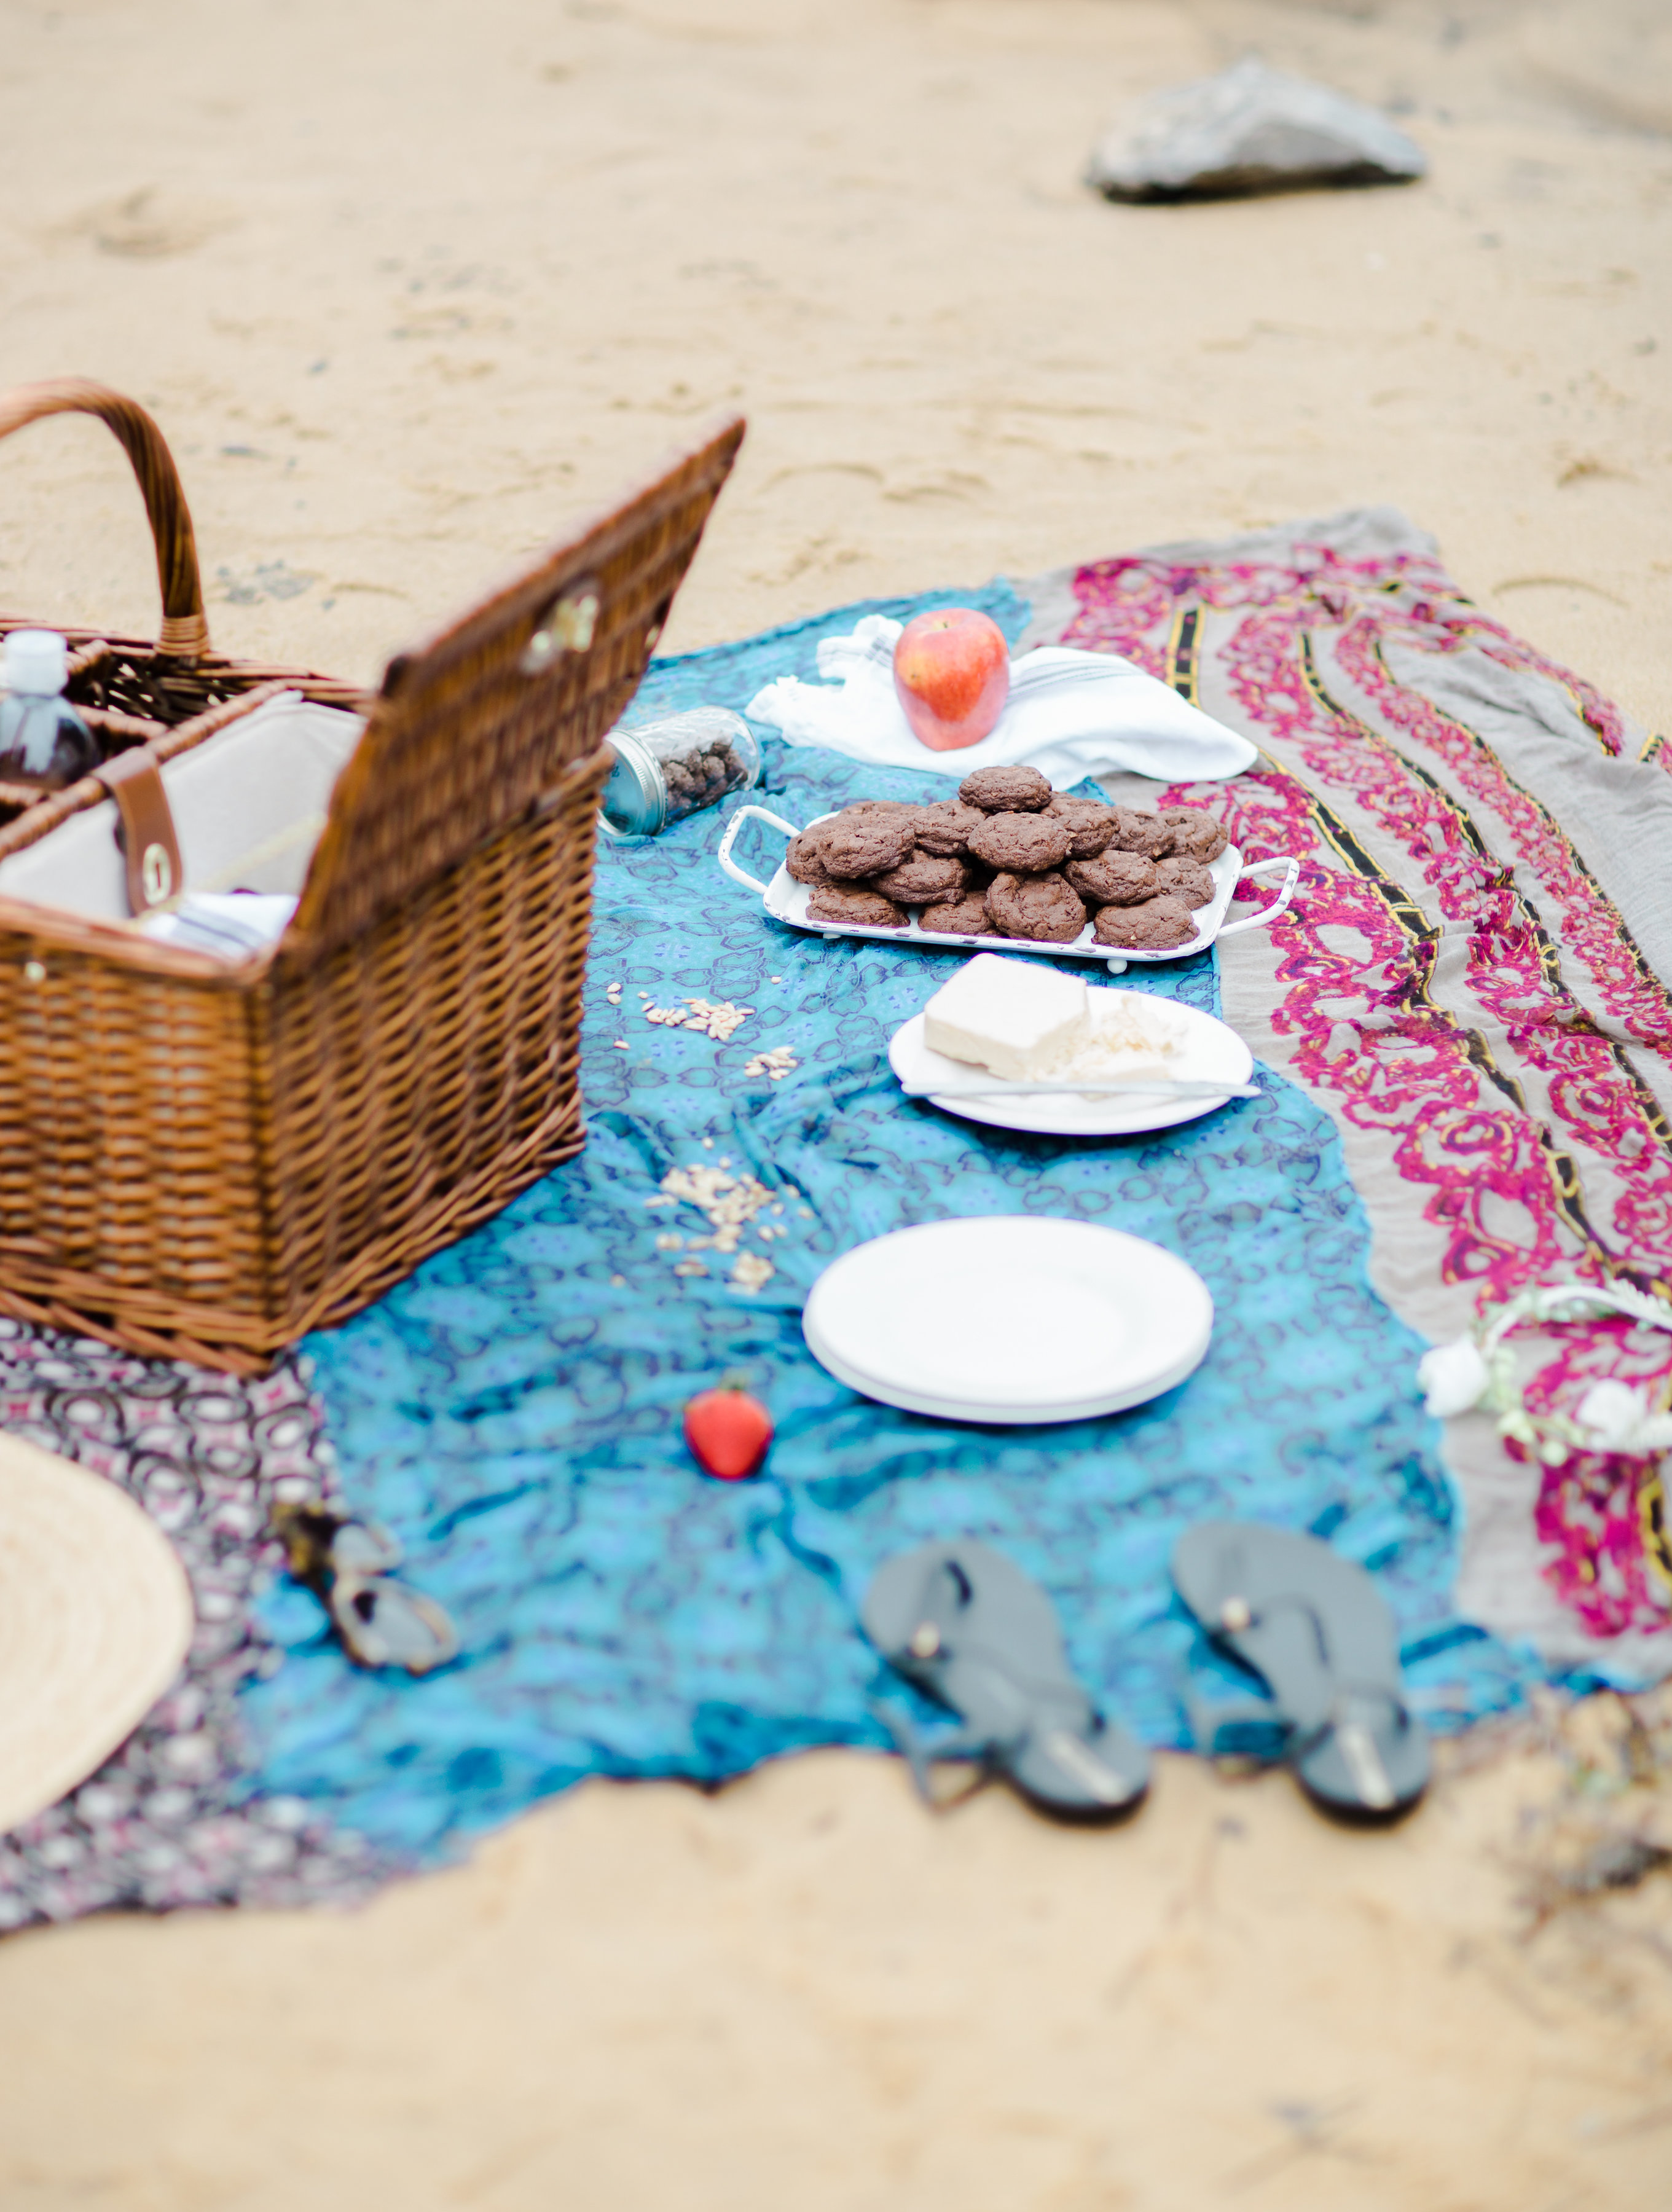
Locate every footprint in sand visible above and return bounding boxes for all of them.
[68,186,234,259]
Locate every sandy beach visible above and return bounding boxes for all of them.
[0,1,1669,2205]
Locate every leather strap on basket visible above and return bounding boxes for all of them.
[0,378,210,659]
[95,747,184,914]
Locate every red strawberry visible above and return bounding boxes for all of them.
[683,1381,774,1481]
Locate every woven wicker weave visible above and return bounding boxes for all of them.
[0,378,744,1371]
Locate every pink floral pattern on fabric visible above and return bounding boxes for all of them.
[1063,546,1672,1641]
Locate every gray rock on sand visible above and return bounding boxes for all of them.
[1088,56,1426,203]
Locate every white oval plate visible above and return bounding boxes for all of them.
[802,1216,1214,1425]
[886,991,1254,1138]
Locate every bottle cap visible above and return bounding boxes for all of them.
[3,630,69,697]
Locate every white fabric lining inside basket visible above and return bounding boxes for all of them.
[0,692,364,924]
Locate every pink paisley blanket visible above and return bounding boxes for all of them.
[1029,506,1672,1676]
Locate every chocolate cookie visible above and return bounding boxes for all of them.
[869,850,970,906]
[985,870,1089,944]
[1065,849,1158,906]
[845,799,922,825]
[1152,855,1215,908]
[913,798,986,856]
[1158,807,1229,863]
[1046,793,1120,858]
[818,809,918,879]
[1106,809,1176,860]
[918,891,998,936]
[966,810,1073,873]
[958,764,1053,814]
[785,830,831,885]
[806,881,907,928]
[1092,895,1197,949]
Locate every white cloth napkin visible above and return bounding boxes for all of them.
[139,893,297,959]
[745,614,1257,787]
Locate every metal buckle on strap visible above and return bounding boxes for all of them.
[95,744,183,915]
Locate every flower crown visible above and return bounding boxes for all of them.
[1417,1281,1672,1466]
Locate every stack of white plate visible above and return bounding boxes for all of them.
[802,1216,1214,1425]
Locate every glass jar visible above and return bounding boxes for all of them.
[600,707,761,836]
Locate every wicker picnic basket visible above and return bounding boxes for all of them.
[0,378,744,1372]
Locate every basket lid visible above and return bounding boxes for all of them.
[284,412,745,957]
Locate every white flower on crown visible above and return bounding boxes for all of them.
[1575,1379,1672,1458]
[1416,1338,1491,1419]
[1414,1279,1672,1467]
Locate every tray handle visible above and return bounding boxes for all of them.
[0,378,208,657]
[1215,855,1300,939]
[717,802,801,895]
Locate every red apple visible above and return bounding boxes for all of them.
[683,1382,774,1481]
[892,608,1011,753]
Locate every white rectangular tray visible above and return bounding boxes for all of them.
[717,806,1298,973]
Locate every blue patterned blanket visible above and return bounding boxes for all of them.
[242,584,1542,1860]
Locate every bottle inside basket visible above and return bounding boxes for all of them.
[600,707,761,836]
[0,630,99,789]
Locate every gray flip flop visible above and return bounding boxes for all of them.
[1171,1521,1430,1820]
[863,1539,1150,1822]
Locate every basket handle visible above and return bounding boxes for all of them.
[0,378,209,658]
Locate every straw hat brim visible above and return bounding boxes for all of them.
[0,1432,194,1837]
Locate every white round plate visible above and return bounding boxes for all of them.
[802,1216,1214,1424]
[886,990,1254,1137]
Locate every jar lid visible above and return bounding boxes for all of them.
[600,729,667,836]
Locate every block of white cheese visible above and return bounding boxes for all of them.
[922,954,1089,1080]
